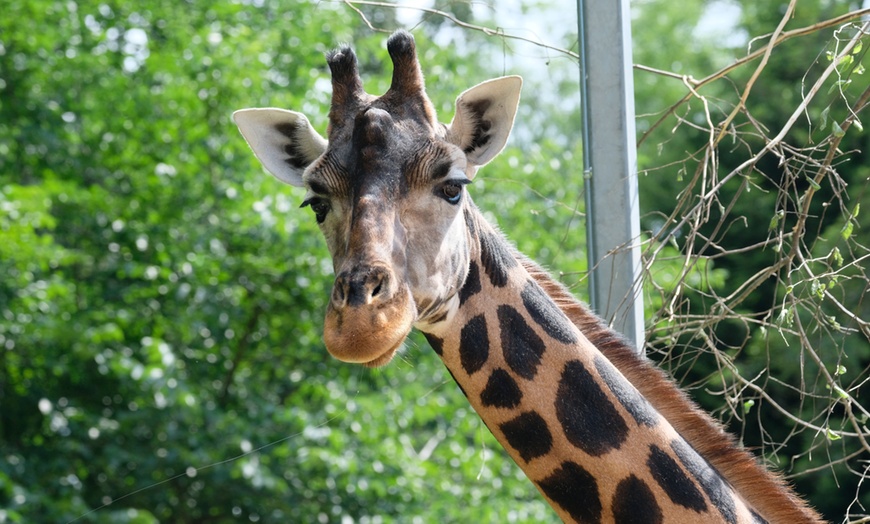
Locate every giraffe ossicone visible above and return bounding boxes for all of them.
[235,30,822,524]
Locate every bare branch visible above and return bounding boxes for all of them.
[339,0,578,58]
[638,8,870,146]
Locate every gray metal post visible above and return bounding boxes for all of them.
[577,0,645,351]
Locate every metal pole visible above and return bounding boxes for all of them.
[577,0,645,351]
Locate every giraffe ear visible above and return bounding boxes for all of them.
[447,76,522,173]
[233,108,327,187]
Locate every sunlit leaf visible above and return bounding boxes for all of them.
[829,246,843,267]
[841,220,854,240]
[768,209,784,231]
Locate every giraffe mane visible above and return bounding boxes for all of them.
[517,254,823,523]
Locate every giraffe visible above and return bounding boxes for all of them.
[233,31,823,524]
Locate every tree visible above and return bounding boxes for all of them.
[0,1,578,522]
[632,1,870,520]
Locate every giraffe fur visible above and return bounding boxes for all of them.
[523,255,822,523]
[427,208,777,523]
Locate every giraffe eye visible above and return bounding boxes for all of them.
[301,197,331,223]
[440,181,466,205]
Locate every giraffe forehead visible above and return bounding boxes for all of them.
[313,107,452,199]
[350,107,420,171]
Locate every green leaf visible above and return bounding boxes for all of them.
[819,105,830,130]
[806,176,821,191]
[829,79,851,94]
[832,120,846,137]
[742,399,755,414]
[826,428,842,441]
[768,209,784,231]
[835,364,847,376]
[841,220,854,240]
[811,279,826,299]
[829,246,843,267]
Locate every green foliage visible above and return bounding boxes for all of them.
[0,1,577,522]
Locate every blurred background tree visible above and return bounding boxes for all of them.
[0,0,867,522]
[0,1,576,522]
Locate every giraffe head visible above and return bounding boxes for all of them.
[234,31,521,367]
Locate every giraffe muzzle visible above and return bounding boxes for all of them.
[323,264,416,367]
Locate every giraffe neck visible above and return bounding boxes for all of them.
[519,256,823,524]
[419,205,820,524]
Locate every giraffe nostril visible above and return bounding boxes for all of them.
[332,279,347,304]
[333,265,392,307]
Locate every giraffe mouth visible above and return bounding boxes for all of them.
[360,339,405,368]
[322,285,416,367]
